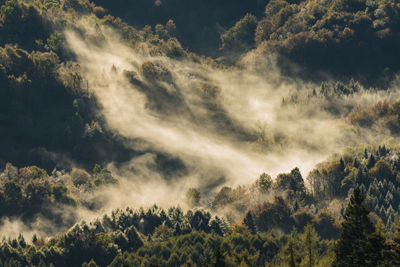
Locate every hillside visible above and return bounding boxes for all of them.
[250,0,400,84]
[93,0,267,56]
[1,0,400,266]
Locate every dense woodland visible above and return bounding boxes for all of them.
[2,0,400,266]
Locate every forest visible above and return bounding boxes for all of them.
[2,0,400,266]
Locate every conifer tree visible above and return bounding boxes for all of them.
[212,241,227,267]
[367,155,376,169]
[386,218,400,266]
[285,237,298,267]
[283,232,300,267]
[301,224,319,267]
[243,211,256,234]
[333,187,379,266]
[366,219,386,266]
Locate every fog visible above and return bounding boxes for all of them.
[3,20,400,238]
[64,24,400,205]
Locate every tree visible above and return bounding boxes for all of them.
[243,211,256,234]
[70,168,91,187]
[52,184,75,205]
[369,160,394,183]
[220,13,258,52]
[283,235,299,267]
[366,220,386,266]
[334,187,382,266]
[186,188,201,207]
[212,241,227,267]
[124,225,143,252]
[92,164,117,186]
[301,224,319,267]
[275,168,306,194]
[367,155,376,169]
[255,173,273,193]
[4,181,23,212]
[385,218,400,266]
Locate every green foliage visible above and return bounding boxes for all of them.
[46,32,63,52]
[94,0,266,56]
[283,235,300,267]
[92,164,117,187]
[52,183,76,205]
[242,211,256,234]
[71,168,91,187]
[4,181,23,212]
[0,0,50,49]
[140,61,173,83]
[275,167,306,194]
[386,218,400,265]
[348,99,400,134]
[0,42,126,169]
[0,1,398,266]
[255,173,273,194]
[334,187,382,266]
[0,198,395,266]
[252,0,400,83]
[307,144,400,229]
[301,224,319,267]
[56,226,118,266]
[27,166,48,179]
[220,13,258,52]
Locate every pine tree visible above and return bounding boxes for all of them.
[243,211,256,234]
[212,241,227,267]
[355,167,364,185]
[364,149,369,159]
[124,225,143,252]
[386,218,400,266]
[301,224,319,267]
[366,219,386,266]
[367,155,376,169]
[284,236,299,267]
[334,187,381,266]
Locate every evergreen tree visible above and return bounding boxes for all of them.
[212,241,227,267]
[124,225,143,252]
[366,220,386,266]
[284,236,299,267]
[355,167,364,185]
[333,187,380,266]
[364,149,369,159]
[386,218,400,266]
[301,224,319,267]
[243,211,256,234]
[367,155,376,169]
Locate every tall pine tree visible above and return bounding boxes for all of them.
[334,187,384,266]
[243,211,256,234]
[385,218,400,265]
[301,224,319,267]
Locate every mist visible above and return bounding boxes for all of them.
[64,22,400,197]
[3,20,400,239]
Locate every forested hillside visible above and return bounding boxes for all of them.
[229,0,400,84]
[1,0,400,266]
[92,0,267,56]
